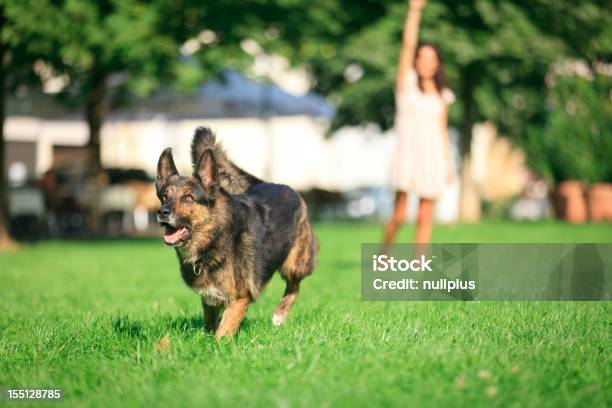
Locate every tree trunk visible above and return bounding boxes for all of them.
[458,65,480,222]
[0,89,13,248]
[459,66,475,156]
[85,73,107,175]
[0,29,18,251]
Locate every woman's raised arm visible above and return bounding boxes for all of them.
[396,0,426,92]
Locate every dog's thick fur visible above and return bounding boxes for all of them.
[155,127,317,339]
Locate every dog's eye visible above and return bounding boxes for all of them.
[184,195,194,203]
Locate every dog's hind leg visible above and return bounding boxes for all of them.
[272,280,301,326]
[273,200,318,327]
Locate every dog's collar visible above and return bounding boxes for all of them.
[193,262,202,276]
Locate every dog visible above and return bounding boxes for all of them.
[155,127,317,340]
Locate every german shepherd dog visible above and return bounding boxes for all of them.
[155,127,317,340]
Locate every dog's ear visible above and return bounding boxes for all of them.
[156,148,178,194]
[195,148,218,191]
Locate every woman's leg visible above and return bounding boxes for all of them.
[383,191,408,249]
[415,198,434,244]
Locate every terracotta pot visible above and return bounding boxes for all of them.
[554,181,587,223]
[587,183,612,222]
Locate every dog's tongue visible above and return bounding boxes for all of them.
[164,226,187,244]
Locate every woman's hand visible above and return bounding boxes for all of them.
[409,0,427,10]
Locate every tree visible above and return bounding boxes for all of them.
[0,7,10,249]
[0,12,11,249]
[0,0,62,250]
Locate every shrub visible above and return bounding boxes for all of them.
[523,61,612,184]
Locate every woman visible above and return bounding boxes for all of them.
[383,0,454,247]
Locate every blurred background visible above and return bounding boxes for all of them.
[0,0,610,246]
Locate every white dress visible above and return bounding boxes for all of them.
[391,69,455,199]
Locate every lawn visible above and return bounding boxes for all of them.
[1,222,611,407]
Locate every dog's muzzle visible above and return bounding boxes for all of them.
[157,209,191,247]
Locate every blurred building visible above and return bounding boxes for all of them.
[5,70,333,186]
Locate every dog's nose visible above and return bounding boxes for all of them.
[158,207,170,217]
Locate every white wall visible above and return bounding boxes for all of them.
[4,116,89,174]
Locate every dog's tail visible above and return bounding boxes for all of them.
[191,127,262,194]
[190,127,217,167]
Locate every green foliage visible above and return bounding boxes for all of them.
[262,0,611,147]
[1,223,611,406]
[4,0,609,132]
[524,68,612,183]
[1,0,284,105]
[0,0,60,90]
[3,0,182,98]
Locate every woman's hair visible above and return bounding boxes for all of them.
[414,42,448,94]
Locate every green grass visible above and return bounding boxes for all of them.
[1,221,611,407]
